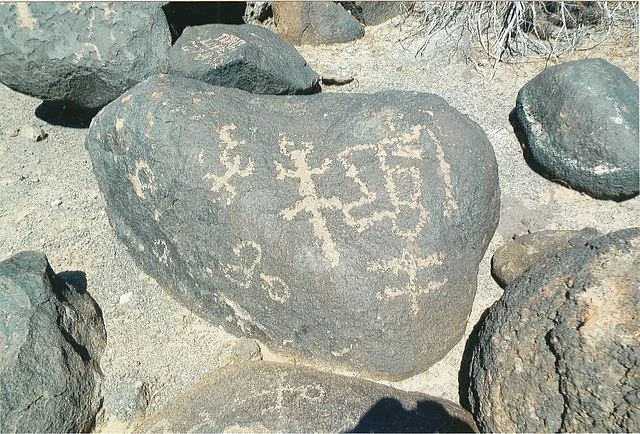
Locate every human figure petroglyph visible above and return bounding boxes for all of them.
[368,249,448,315]
[275,134,342,267]
[204,124,254,205]
[181,33,247,67]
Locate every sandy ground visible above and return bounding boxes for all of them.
[0,13,638,432]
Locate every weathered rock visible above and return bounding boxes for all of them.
[340,1,411,26]
[0,252,106,433]
[0,2,171,111]
[169,24,320,95]
[243,2,274,27]
[136,360,478,432]
[85,74,499,380]
[272,1,365,45]
[514,58,639,201]
[491,227,601,287]
[463,227,640,432]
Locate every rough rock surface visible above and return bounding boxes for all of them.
[491,227,601,287]
[0,252,107,433]
[0,2,170,110]
[169,24,319,95]
[463,227,640,432]
[243,2,274,29]
[272,1,365,45]
[85,74,499,380]
[514,58,639,201]
[161,2,247,43]
[340,1,411,26]
[136,360,478,433]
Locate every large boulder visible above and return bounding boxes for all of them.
[514,58,639,201]
[136,360,478,432]
[0,2,171,111]
[169,24,319,94]
[272,1,365,45]
[85,74,499,380]
[463,227,640,432]
[0,252,107,433]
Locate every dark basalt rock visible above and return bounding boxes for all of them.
[0,2,170,111]
[463,227,640,432]
[136,360,478,433]
[0,252,106,433]
[169,24,320,94]
[85,73,499,380]
[514,58,639,201]
[491,227,601,287]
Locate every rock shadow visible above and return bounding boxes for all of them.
[162,2,247,44]
[35,100,99,129]
[346,397,476,433]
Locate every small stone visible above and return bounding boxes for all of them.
[119,291,133,304]
[21,125,47,142]
[50,200,62,207]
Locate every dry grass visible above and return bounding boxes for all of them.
[412,1,639,76]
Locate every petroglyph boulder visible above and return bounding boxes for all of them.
[169,24,319,95]
[136,361,478,432]
[0,252,106,433]
[0,2,170,110]
[514,58,639,201]
[491,227,600,287]
[85,74,499,380]
[462,227,640,432]
[272,1,364,45]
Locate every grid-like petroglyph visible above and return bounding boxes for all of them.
[181,33,247,67]
[222,240,292,303]
[368,249,448,315]
[338,123,428,241]
[275,134,342,267]
[204,124,255,205]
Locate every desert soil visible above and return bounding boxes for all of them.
[0,13,638,432]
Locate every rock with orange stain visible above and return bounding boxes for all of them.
[463,227,640,432]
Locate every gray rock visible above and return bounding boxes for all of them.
[340,1,412,26]
[0,252,106,433]
[169,24,319,95]
[0,2,170,111]
[272,1,365,45]
[491,227,601,287]
[85,74,499,380]
[514,58,639,201]
[463,227,640,432]
[243,2,273,25]
[136,360,478,432]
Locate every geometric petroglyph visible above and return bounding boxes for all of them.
[127,160,156,199]
[338,123,428,241]
[425,127,458,219]
[275,134,342,267]
[368,249,448,315]
[181,33,247,67]
[254,373,326,415]
[204,124,255,205]
[222,240,291,303]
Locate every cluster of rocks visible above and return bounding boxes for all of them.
[1,1,638,432]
